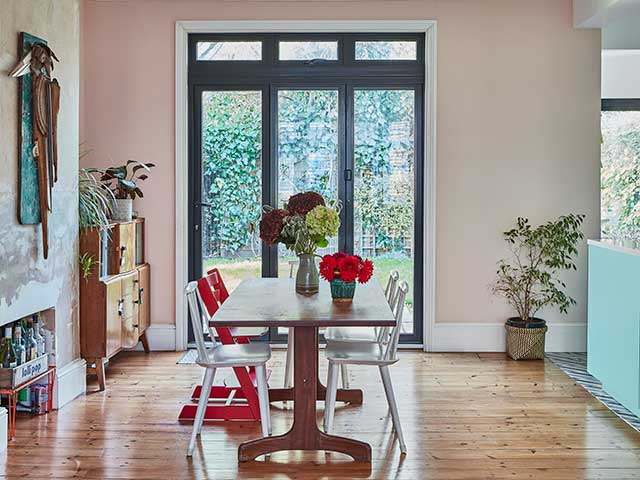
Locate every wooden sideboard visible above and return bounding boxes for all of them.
[80,219,150,390]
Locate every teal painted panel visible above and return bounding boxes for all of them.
[587,244,640,417]
[18,32,46,225]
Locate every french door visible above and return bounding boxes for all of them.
[188,34,424,343]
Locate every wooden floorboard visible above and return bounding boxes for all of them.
[2,351,640,479]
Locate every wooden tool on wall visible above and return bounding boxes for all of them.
[9,33,61,259]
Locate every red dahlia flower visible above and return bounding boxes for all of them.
[319,254,338,281]
[358,259,374,283]
[286,191,325,216]
[259,209,288,246]
[337,256,359,283]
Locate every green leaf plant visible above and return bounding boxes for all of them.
[100,160,155,200]
[492,214,585,323]
[79,148,116,233]
[79,252,99,281]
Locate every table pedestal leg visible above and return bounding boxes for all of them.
[239,326,371,463]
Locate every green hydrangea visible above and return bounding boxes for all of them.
[306,205,340,238]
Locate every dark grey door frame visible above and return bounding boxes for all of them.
[188,33,425,343]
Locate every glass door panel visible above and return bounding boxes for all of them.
[353,89,416,335]
[200,90,263,293]
[275,88,341,336]
[276,89,341,278]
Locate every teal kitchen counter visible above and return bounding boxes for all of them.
[587,239,640,417]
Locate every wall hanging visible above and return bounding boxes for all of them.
[9,32,61,259]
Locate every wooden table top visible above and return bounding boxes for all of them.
[209,278,396,328]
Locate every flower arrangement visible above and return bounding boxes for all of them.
[259,192,340,255]
[320,252,374,301]
[319,252,374,283]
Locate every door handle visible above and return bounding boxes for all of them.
[195,201,214,209]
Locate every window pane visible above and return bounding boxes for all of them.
[279,41,338,60]
[196,41,262,61]
[355,41,417,60]
[354,89,415,334]
[276,89,340,281]
[201,91,262,293]
[601,110,640,240]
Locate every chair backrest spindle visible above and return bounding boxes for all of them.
[185,281,217,363]
[384,280,409,361]
[384,270,399,304]
[378,270,400,343]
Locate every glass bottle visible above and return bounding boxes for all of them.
[25,319,37,362]
[32,315,45,357]
[0,326,17,368]
[13,325,26,366]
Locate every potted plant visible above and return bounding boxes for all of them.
[79,166,114,232]
[492,214,585,360]
[100,160,155,221]
[259,192,340,294]
[319,252,374,302]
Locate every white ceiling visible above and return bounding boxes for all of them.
[574,0,640,48]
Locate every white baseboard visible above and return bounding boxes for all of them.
[131,324,176,351]
[432,322,587,353]
[53,358,87,409]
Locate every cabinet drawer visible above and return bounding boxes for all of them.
[105,279,122,358]
[136,264,150,332]
[121,272,139,348]
[109,222,136,274]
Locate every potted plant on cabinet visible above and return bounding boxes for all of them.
[492,214,585,360]
[100,160,155,221]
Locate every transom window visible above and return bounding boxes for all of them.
[355,41,417,60]
[196,41,262,61]
[279,41,338,61]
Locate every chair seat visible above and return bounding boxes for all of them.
[324,326,378,343]
[197,343,271,368]
[325,342,397,366]
[229,326,269,338]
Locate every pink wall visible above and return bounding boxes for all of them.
[81,1,601,337]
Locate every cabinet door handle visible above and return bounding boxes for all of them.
[120,246,127,266]
[117,299,124,317]
[135,288,144,305]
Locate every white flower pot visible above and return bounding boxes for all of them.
[112,199,133,222]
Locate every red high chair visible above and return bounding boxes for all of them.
[178,270,269,422]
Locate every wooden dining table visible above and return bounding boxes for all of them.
[208,277,396,463]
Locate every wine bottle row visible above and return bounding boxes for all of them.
[0,314,47,369]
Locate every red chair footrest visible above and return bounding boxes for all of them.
[178,404,258,421]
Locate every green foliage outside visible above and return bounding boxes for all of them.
[601,112,640,239]
[201,92,262,257]
[201,89,416,259]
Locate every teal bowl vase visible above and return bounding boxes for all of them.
[330,278,356,302]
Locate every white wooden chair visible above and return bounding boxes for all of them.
[323,281,409,454]
[324,271,400,388]
[184,281,272,456]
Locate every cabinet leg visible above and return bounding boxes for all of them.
[96,358,107,391]
[140,331,150,353]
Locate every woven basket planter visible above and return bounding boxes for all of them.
[505,324,548,360]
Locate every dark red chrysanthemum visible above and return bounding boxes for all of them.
[357,259,374,283]
[333,252,347,260]
[259,209,288,246]
[337,256,359,283]
[286,191,325,216]
[319,254,338,281]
